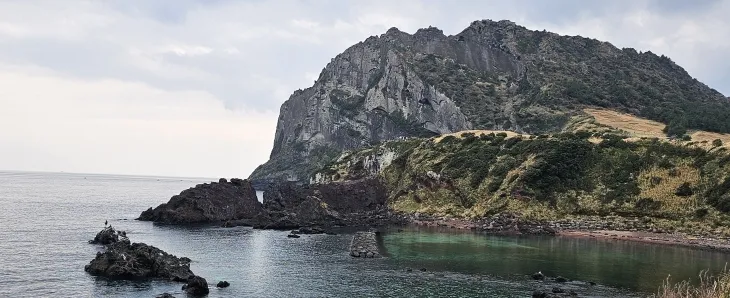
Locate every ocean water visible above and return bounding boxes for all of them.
[0,171,728,297]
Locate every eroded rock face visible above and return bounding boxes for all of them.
[264,178,387,214]
[84,240,194,281]
[138,178,264,224]
[259,178,392,229]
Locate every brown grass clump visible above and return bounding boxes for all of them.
[691,131,730,149]
[653,269,730,298]
[637,165,701,213]
[584,108,667,138]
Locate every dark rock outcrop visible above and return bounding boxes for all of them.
[138,178,264,224]
[88,226,124,245]
[183,275,209,296]
[287,233,300,238]
[216,281,230,288]
[264,178,387,214]
[156,293,176,298]
[257,178,402,229]
[84,240,194,281]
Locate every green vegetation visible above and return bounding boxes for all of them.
[317,131,730,236]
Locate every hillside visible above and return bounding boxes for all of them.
[313,125,730,237]
[250,19,729,184]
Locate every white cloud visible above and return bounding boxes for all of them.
[0,64,276,178]
[0,0,728,177]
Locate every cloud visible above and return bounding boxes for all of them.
[0,64,277,178]
[0,0,728,177]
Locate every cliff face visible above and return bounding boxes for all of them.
[250,20,729,183]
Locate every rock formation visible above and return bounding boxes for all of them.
[84,239,195,281]
[250,19,730,184]
[138,178,264,224]
[88,226,126,245]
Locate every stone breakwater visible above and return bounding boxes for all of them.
[349,232,381,258]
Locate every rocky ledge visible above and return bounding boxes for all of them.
[85,239,196,281]
[138,178,264,224]
[349,231,381,258]
[85,227,197,282]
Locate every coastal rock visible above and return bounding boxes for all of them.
[84,240,194,281]
[156,294,176,298]
[532,272,545,280]
[88,226,123,245]
[137,178,263,224]
[264,179,387,214]
[349,231,381,258]
[216,281,230,288]
[555,276,568,283]
[287,233,301,238]
[184,275,210,296]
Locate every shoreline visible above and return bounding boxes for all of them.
[404,216,730,253]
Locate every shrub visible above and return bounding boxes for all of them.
[675,182,694,197]
[713,139,724,147]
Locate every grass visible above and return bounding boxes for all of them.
[585,107,730,149]
[584,108,667,138]
[653,269,730,298]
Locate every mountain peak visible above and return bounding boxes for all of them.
[250,19,730,184]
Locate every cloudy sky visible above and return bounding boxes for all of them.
[0,0,728,178]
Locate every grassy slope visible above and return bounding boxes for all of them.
[316,109,730,237]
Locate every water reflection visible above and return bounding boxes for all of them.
[383,226,730,293]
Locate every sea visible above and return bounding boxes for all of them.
[1,171,728,297]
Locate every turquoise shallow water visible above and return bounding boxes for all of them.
[0,171,727,297]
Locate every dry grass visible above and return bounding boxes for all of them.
[653,269,730,298]
[434,130,526,142]
[691,131,730,149]
[584,108,667,138]
[637,164,701,213]
[584,108,730,149]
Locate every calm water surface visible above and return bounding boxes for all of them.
[0,171,728,297]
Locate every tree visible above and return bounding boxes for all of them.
[663,118,688,138]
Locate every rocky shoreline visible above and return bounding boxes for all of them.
[135,177,730,254]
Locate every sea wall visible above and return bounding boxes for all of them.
[349,232,381,258]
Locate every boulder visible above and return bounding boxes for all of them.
[555,276,568,283]
[532,272,545,280]
[216,281,230,288]
[88,226,123,245]
[287,233,301,238]
[84,240,194,281]
[138,178,263,224]
[184,275,209,296]
[156,294,176,298]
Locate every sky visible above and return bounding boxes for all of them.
[0,0,728,178]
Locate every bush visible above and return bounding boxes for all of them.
[713,139,724,147]
[675,182,694,197]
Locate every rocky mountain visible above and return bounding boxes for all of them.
[250,19,729,184]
